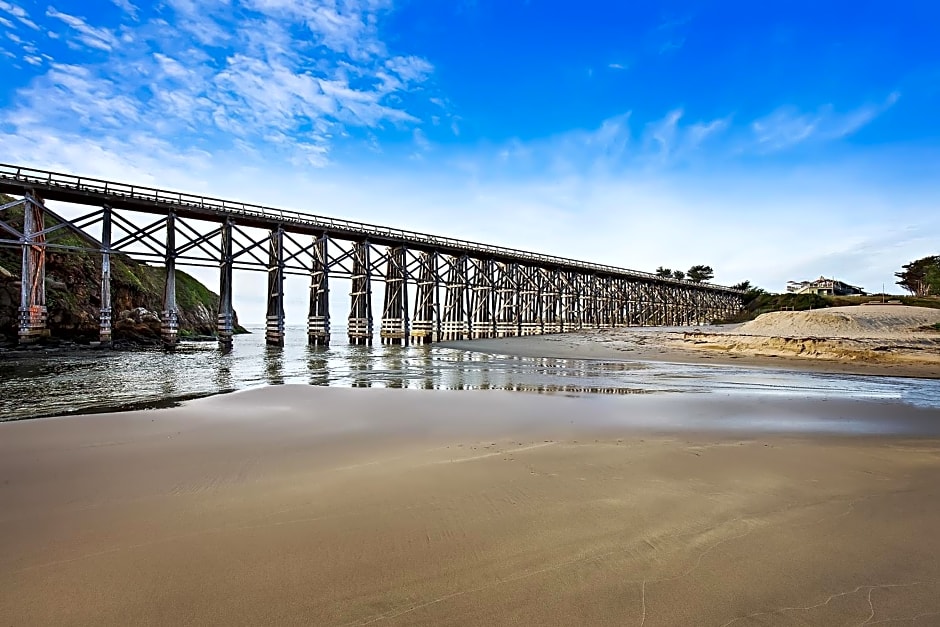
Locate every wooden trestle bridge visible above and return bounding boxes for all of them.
[0,164,743,348]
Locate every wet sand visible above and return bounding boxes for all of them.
[3,386,940,625]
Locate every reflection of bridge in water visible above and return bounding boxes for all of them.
[0,164,743,348]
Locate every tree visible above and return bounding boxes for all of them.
[671,270,685,281]
[687,264,714,283]
[655,266,672,278]
[731,281,766,306]
[895,256,940,296]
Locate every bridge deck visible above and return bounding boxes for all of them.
[0,163,739,295]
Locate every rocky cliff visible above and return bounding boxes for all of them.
[0,196,243,344]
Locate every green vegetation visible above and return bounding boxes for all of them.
[714,290,940,324]
[686,264,714,283]
[655,264,714,283]
[896,255,940,296]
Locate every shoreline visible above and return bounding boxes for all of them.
[3,386,940,624]
[439,325,940,379]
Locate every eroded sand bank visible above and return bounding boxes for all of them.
[3,386,940,625]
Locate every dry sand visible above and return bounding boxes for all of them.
[442,305,940,378]
[3,386,940,625]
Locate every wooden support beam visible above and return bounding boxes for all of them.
[411,251,437,344]
[540,268,559,334]
[99,205,112,345]
[469,258,494,339]
[218,218,234,348]
[161,211,179,347]
[348,240,373,345]
[18,192,48,343]
[441,255,469,341]
[518,265,539,336]
[380,246,409,345]
[308,234,330,346]
[266,226,286,347]
[494,262,518,337]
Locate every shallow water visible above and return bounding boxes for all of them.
[2,325,939,421]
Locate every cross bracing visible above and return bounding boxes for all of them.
[0,164,744,347]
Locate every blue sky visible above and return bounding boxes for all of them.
[1,0,939,321]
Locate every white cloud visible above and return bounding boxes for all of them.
[45,7,118,51]
[385,55,433,83]
[490,109,731,175]
[751,93,900,151]
[241,0,394,59]
[110,0,138,18]
[3,1,435,167]
[0,0,38,29]
[412,127,430,152]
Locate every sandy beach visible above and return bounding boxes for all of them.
[3,385,940,625]
[441,305,940,379]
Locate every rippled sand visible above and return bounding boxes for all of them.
[3,386,940,625]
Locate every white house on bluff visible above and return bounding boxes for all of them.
[786,276,866,296]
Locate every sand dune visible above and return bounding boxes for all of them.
[678,305,940,373]
[737,305,940,339]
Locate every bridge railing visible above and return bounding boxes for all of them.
[0,163,742,294]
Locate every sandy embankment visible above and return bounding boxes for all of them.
[3,386,940,625]
[681,305,940,371]
[442,305,940,378]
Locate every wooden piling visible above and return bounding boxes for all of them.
[441,255,469,341]
[410,251,437,345]
[18,192,48,343]
[99,205,112,345]
[307,235,330,346]
[266,226,285,347]
[348,240,373,345]
[161,211,179,347]
[380,246,409,345]
[218,218,234,347]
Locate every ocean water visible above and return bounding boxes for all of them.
[1,325,939,421]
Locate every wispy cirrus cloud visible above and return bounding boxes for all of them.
[655,13,691,55]
[644,109,730,162]
[481,91,900,177]
[751,92,900,151]
[488,107,732,176]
